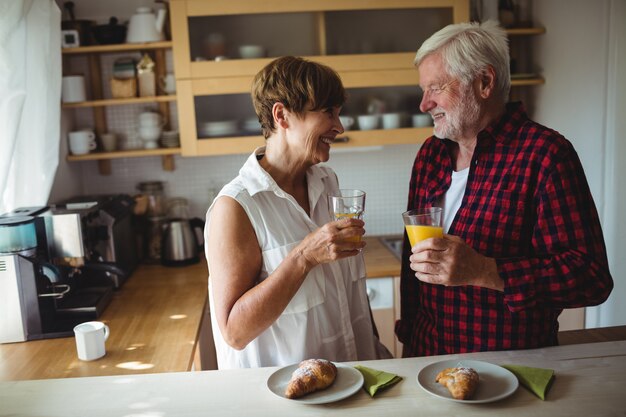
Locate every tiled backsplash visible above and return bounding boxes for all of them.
[77,143,420,236]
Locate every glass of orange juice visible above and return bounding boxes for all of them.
[328,189,366,242]
[402,207,443,247]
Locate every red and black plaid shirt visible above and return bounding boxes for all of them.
[396,102,613,357]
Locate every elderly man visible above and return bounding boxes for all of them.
[396,21,613,357]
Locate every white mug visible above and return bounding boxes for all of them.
[412,113,433,128]
[68,130,97,155]
[160,73,176,94]
[357,114,380,131]
[382,113,402,129]
[138,111,162,127]
[339,115,354,131]
[73,321,110,361]
[62,75,87,103]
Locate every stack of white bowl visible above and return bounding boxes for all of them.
[138,111,163,149]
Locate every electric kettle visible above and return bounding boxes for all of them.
[161,218,204,267]
[126,7,166,43]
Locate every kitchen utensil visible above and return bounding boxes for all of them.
[62,75,86,103]
[92,17,127,45]
[382,113,402,129]
[68,131,97,155]
[402,208,443,247]
[239,44,265,59]
[159,73,176,95]
[100,133,117,152]
[160,130,180,148]
[161,217,205,267]
[328,189,366,243]
[200,120,238,137]
[0,216,38,257]
[339,115,355,131]
[412,113,432,127]
[138,111,162,127]
[74,321,109,361]
[357,114,380,131]
[137,181,166,217]
[126,7,166,43]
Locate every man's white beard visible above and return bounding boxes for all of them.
[433,84,481,141]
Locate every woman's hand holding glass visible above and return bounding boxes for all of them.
[294,217,365,269]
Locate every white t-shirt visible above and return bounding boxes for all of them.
[205,147,388,369]
[440,167,469,233]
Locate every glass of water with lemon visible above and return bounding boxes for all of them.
[328,189,366,242]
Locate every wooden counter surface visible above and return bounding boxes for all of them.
[0,260,209,381]
[363,235,401,278]
[0,238,398,382]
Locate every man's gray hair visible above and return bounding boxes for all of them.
[414,20,511,104]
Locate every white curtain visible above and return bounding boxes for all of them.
[0,0,61,214]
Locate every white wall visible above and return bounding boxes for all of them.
[533,0,626,327]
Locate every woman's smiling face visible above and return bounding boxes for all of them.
[286,105,344,165]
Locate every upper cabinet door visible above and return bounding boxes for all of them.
[171,0,469,82]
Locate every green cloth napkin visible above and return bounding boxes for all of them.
[354,365,403,397]
[501,364,555,400]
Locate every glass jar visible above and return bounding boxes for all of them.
[166,197,190,220]
[145,216,166,263]
[137,181,166,217]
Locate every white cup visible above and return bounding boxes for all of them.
[382,113,402,129]
[100,133,117,152]
[357,114,380,131]
[62,75,87,103]
[339,115,355,131]
[412,113,432,127]
[138,111,162,127]
[139,125,162,141]
[73,321,110,361]
[160,73,176,94]
[68,130,97,155]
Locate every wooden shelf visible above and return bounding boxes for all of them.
[62,95,177,108]
[63,40,176,175]
[505,27,546,36]
[62,41,173,55]
[67,147,180,161]
[511,76,545,87]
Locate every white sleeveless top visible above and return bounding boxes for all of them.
[205,147,387,369]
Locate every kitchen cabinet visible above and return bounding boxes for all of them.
[170,0,472,157]
[363,236,403,357]
[62,41,179,175]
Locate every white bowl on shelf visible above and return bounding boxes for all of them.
[242,117,262,134]
[200,120,238,137]
[239,45,265,59]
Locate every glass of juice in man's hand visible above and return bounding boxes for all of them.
[328,189,366,242]
[402,207,443,247]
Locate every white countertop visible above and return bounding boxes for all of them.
[1,341,624,416]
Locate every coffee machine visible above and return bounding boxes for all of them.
[8,195,138,288]
[0,214,113,343]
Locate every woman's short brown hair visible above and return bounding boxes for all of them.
[251,56,346,139]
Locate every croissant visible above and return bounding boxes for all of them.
[284,359,337,399]
[435,367,479,400]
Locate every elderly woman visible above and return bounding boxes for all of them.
[205,56,389,369]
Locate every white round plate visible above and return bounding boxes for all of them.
[267,362,364,405]
[417,359,518,404]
